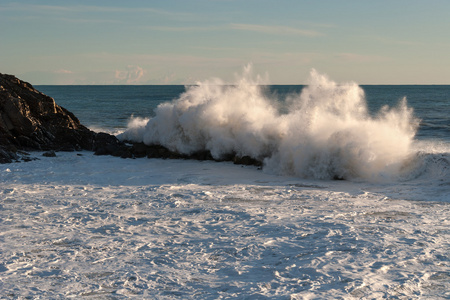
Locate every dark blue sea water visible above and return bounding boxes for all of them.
[37,85,450,144]
[36,85,186,134]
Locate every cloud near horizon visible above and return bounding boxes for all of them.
[230,23,323,37]
[114,65,146,84]
[335,53,390,63]
[54,69,74,74]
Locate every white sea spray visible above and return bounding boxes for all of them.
[118,67,419,181]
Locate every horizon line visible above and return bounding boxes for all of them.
[34,83,450,86]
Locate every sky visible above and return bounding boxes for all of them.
[1,0,449,85]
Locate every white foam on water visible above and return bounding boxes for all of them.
[0,152,449,298]
[88,125,125,136]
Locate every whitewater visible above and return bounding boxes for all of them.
[119,68,419,181]
[1,69,449,299]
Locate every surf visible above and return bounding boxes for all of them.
[118,66,420,181]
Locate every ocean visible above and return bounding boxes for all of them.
[36,76,450,182]
[36,84,450,143]
[1,72,449,298]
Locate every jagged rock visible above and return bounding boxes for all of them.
[42,150,56,157]
[122,141,263,166]
[131,142,149,158]
[0,146,16,163]
[93,132,132,157]
[0,73,123,162]
[233,155,263,167]
[190,150,214,161]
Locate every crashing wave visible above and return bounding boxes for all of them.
[118,67,420,181]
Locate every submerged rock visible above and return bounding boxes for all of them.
[122,141,263,167]
[42,150,56,157]
[233,155,263,167]
[0,146,17,163]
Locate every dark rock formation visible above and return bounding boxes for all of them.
[233,155,263,167]
[118,142,263,167]
[42,150,56,157]
[0,73,125,162]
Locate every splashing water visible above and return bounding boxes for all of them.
[118,67,419,181]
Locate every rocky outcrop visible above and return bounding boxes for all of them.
[0,73,124,162]
[118,141,262,167]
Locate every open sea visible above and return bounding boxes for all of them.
[1,77,449,299]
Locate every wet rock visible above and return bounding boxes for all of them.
[93,132,125,156]
[21,155,38,162]
[233,155,263,167]
[190,150,214,161]
[0,73,124,163]
[0,146,14,163]
[130,142,149,158]
[43,150,56,157]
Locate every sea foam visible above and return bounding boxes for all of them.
[118,67,419,181]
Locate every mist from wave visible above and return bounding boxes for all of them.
[118,66,421,181]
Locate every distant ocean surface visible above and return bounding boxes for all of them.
[36,85,450,143]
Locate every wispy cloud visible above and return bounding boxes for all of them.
[374,36,419,46]
[230,23,323,37]
[143,23,324,36]
[114,65,146,84]
[0,3,197,27]
[335,53,390,63]
[54,69,73,74]
[143,25,221,32]
[354,33,419,47]
[0,3,193,19]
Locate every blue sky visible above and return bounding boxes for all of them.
[1,0,449,84]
